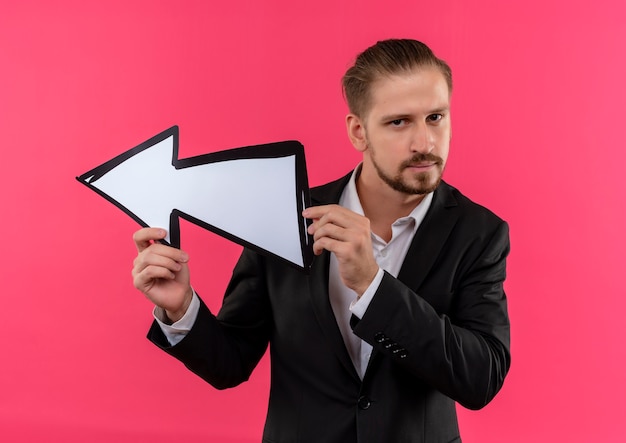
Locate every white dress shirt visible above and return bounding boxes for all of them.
[155,166,433,380]
[328,167,433,378]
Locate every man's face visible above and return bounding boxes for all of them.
[350,67,451,196]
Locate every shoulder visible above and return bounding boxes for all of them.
[428,182,510,270]
[436,181,506,228]
[430,181,510,255]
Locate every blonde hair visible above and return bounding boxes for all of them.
[342,39,452,117]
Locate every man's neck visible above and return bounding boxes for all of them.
[355,170,425,242]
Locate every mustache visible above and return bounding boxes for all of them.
[400,153,443,169]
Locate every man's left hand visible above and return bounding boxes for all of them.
[303,205,379,297]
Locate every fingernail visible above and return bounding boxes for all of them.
[180,252,189,262]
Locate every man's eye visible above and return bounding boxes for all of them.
[390,119,405,126]
[427,114,443,122]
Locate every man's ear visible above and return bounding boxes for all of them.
[346,114,368,152]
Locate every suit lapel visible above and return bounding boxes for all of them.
[307,174,361,382]
[365,182,460,377]
[397,181,460,293]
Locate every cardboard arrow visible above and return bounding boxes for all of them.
[76,126,314,271]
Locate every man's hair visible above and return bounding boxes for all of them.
[342,39,452,118]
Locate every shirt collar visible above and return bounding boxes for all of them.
[340,164,434,232]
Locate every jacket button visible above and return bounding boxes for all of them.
[389,343,402,352]
[358,396,371,410]
[392,347,408,358]
[374,332,386,343]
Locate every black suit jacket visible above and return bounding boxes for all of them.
[149,174,511,443]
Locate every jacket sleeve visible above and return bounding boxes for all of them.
[147,248,272,390]
[352,220,511,410]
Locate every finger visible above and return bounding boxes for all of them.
[133,227,168,252]
[304,205,354,225]
[302,204,338,220]
[133,264,177,290]
[311,221,371,256]
[310,212,368,239]
[306,207,355,233]
[311,222,346,243]
[144,242,189,262]
[134,243,189,274]
[312,235,353,256]
[312,236,333,255]
[133,249,184,275]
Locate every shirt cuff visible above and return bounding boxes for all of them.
[349,268,384,319]
[153,289,200,346]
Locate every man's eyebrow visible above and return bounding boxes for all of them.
[379,113,412,122]
[429,107,450,114]
[379,108,450,121]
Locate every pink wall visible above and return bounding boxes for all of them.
[2,1,625,441]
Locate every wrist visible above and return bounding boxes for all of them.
[354,266,380,298]
[164,288,194,324]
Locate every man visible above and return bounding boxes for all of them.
[132,39,510,442]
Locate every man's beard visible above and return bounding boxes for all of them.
[371,150,445,195]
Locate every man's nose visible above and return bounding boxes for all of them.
[410,122,434,154]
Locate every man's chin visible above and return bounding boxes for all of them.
[384,176,442,195]
[410,181,441,195]
[405,172,442,195]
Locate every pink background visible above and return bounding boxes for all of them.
[2,1,625,441]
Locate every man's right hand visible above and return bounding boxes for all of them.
[132,227,193,323]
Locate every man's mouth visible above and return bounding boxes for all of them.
[405,162,438,170]
[401,154,442,171]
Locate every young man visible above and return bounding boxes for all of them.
[132,39,510,443]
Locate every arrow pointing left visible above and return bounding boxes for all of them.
[76,126,313,271]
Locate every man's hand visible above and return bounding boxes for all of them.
[132,227,193,323]
[303,205,379,297]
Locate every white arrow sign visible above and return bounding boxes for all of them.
[77,126,313,271]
